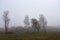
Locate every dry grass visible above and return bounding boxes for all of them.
[0,33,60,40]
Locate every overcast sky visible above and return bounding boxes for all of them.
[0,0,60,27]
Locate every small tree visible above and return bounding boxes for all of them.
[39,14,47,33]
[31,18,40,33]
[3,11,10,34]
[24,15,29,28]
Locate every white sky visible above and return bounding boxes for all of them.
[0,0,60,27]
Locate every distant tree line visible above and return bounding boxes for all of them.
[2,10,47,34]
[24,14,47,33]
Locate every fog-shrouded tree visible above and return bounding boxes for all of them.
[24,15,30,28]
[31,18,40,33]
[3,11,10,34]
[39,14,47,33]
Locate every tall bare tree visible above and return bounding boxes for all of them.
[39,14,47,33]
[31,18,40,33]
[24,15,29,28]
[3,11,10,33]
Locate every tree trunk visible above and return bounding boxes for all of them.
[5,21,8,34]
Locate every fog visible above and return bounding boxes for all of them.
[0,0,60,27]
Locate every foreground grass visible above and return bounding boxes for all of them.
[0,33,60,40]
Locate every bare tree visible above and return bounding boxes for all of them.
[3,11,10,34]
[24,15,29,28]
[39,14,47,33]
[31,18,40,33]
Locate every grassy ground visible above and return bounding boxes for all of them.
[0,33,60,40]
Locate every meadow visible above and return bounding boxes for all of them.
[0,32,60,40]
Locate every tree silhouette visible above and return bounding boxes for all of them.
[39,14,47,33]
[3,11,10,34]
[31,18,40,33]
[24,15,30,28]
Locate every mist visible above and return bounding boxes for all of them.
[0,0,60,27]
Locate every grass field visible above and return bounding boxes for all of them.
[0,32,60,40]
